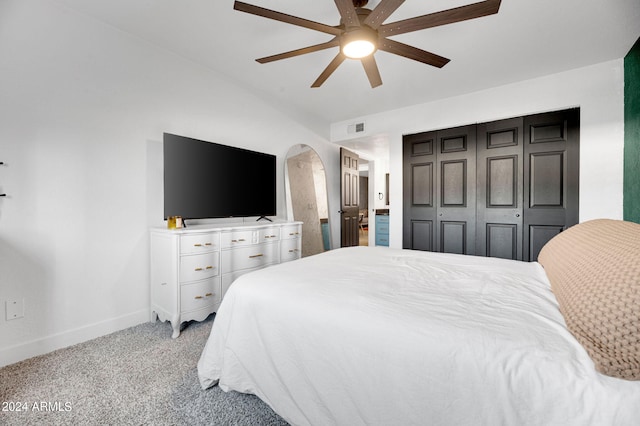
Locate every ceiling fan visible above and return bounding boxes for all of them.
[233,0,502,88]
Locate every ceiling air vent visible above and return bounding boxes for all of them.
[347,122,365,134]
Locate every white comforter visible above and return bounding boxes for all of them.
[198,247,640,426]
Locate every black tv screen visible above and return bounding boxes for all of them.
[163,133,276,220]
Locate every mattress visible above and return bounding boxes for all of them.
[198,246,640,425]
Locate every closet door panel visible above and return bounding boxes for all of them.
[523,109,579,261]
[436,125,476,255]
[486,223,518,259]
[411,220,434,251]
[440,221,466,254]
[403,132,437,250]
[476,117,524,260]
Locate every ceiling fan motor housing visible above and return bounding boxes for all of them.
[341,26,378,58]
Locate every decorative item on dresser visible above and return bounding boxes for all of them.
[150,221,302,338]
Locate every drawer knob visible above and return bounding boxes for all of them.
[205,292,213,297]
[194,243,202,247]
[194,267,203,271]
[249,253,264,258]
[194,296,203,299]
[206,266,214,270]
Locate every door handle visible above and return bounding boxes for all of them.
[338,210,345,214]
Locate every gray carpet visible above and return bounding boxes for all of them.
[0,315,289,425]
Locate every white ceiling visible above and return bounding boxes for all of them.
[55,0,639,142]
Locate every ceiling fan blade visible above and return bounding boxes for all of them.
[361,55,383,88]
[334,0,360,28]
[257,38,340,64]
[311,53,346,88]
[363,0,405,29]
[234,1,342,36]
[379,38,450,68]
[379,0,501,37]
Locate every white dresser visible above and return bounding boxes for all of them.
[150,221,302,337]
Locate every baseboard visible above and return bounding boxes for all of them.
[0,309,150,368]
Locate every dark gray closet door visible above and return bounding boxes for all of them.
[523,109,580,261]
[403,131,437,251]
[403,108,579,261]
[476,117,524,260]
[436,125,477,255]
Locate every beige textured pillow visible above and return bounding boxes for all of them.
[538,219,640,380]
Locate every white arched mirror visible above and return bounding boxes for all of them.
[285,144,331,256]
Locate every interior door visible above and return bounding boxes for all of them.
[340,147,360,247]
[476,117,524,260]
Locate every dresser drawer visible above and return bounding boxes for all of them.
[281,238,301,262]
[220,230,255,248]
[375,215,389,225]
[258,227,280,242]
[377,223,390,234]
[180,252,219,282]
[375,235,389,246]
[180,233,219,255]
[281,224,301,240]
[221,242,279,272]
[180,278,221,313]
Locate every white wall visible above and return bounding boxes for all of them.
[331,59,625,248]
[0,0,341,366]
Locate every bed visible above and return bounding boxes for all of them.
[197,219,640,425]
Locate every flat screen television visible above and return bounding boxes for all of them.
[163,133,276,221]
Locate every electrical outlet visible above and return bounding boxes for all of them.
[6,299,24,320]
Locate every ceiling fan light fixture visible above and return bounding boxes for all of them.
[343,39,376,59]
[341,28,378,59]
[233,0,503,87]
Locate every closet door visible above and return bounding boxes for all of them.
[523,109,580,261]
[402,108,579,260]
[436,125,476,255]
[476,118,524,260]
[403,131,437,251]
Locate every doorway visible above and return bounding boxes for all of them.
[359,159,369,246]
